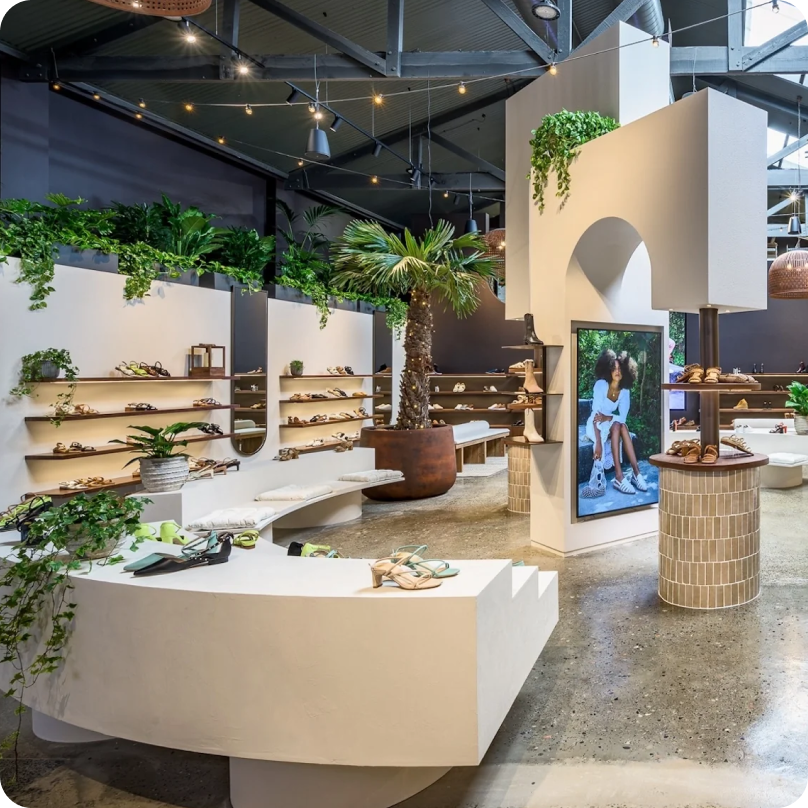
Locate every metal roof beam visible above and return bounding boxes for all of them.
[34,51,545,82]
[727,0,744,71]
[288,172,505,192]
[246,0,387,75]
[579,0,648,49]
[218,0,241,79]
[386,0,404,77]
[478,0,554,64]
[767,132,808,167]
[427,132,506,181]
[768,168,807,186]
[556,0,573,60]
[671,45,808,74]
[742,20,808,71]
[768,197,795,216]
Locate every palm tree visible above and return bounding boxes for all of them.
[331,219,497,430]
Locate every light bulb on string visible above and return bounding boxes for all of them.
[217,136,226,144]
[371,175,379,184]
[184,102,194,112]
[313,108,323,121]
[548,62,558,76]
[237,62,250,76]
[308,102,317,114]
[135,112,143,120]
[138,98,146,108]
[652,36,659,47]
[373,93,384,105]
[179,21,196,42]
[245,104,253,115]
[458,82,467,94]
[52,82,61,90]
[297,159,305,167]
[92,92,100,100]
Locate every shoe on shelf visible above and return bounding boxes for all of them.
[523,312,544,346]
[370,555,442,590]
[377,403,392,411]
[351,391,366,397]
[798,362,806,373]
[193,398,220,407]
[522,359,543,394]
[453,382,466,392]
[486,368,505,374]
[508,361,526,372]
[733,399,749,409]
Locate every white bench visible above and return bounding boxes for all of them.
[132,449,403,539]
[452,421,510,472]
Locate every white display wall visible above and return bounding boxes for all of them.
[0,261,376,508]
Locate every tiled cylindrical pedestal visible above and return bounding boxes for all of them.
[650,453,768,609]
[506,438,531,514]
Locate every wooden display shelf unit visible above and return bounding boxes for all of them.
[719,408,790,414]
[38,376,230,383]
[279,395,382,404]
[26,433,236,460]
[662,382,761,392]
[505,436,562,447]
[430,408,523,414]
[25,474,144,499]
[649,452,769,471]
[281,415,381,429]
[235,407,267,413]
[25,404,234,423]
[280,374,373,379]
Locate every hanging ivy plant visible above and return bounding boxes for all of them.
[528,110,620,213]
[10,348,80,426]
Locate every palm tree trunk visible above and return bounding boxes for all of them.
[397,287,433,429]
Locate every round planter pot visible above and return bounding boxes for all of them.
[795,415,808,435]
[290,366,304,377]
[65,524,124,561]
[359,424,457,501]
[138,457,190,493]
[39,361,61,380]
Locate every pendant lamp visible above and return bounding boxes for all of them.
[768,249,808,298]
[464,174,478,233]
[84,0,211,15]
[789,214,802,235]
[305,125,331,161]
[531,0,561,20]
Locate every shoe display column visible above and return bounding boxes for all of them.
[650,308,767,609]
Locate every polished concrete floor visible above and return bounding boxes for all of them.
[3,472,808,808]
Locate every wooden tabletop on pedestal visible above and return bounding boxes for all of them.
[649,453,769,471]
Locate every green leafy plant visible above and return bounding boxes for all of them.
[116,241,197,300]
[528,110,620,213]
[290,359,304,373]
[110,422,209,466]
[786,382,808,416]
[10,349,80,426]
[0,195,115,309]
[208,227,276,291]
[0,492,147,777]
[151,194,219,262]
[332,219,496,429]
[110,201,165,244]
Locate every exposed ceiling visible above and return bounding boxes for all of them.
[0,0,804,224]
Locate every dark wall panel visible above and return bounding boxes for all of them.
[432,284,524,373]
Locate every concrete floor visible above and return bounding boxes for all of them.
[3,473,808,808]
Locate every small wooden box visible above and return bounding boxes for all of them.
[189,344,226,378]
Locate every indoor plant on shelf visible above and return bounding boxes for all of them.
[10,348,80,426]
[331,219,496,500]
[289,360,304,377]
[785,381,808,435]
[111,422,208,492]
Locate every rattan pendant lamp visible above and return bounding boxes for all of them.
[84,0,211,16]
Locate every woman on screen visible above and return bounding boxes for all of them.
[586,349,648,495]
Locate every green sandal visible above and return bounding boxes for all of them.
[132,524,157,541]
[159,520,189,545]
[234,530,259,550]
[392,545,458,578]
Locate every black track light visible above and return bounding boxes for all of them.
[329,115,343,132]
[373,142,383,158]
[286,89,303,105]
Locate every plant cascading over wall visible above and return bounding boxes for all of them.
[528,110,620,213]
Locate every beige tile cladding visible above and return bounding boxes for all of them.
[657,467,761,609]
[508,445,531,514]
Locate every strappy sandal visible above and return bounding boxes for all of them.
[311,393,328,399]
[126,403,158,412]
[666,440,687,455]
[344,366,355,375]
[138,362,159,377]
[290,393,311,402]
[233,529,259,549]
[701,445,718,464]
[391,545,460,578]
[371,554,442,590]
[198,423,223,435]
[354,407,369,417]
[59,479,90,490]
[337,367,348,375]
[688,367,705,384]
[613,476,637,495]
[721,435,753,455]
[683,446,701,464]
[149,361,171,378]
[73,404,100,415]
[214,458,241,473]
[246,368,264,375]
[327,388,348,398]
[703,367,721,384]
[194,398,220,407]
[339,412,354,420]
[127,362,149,377]
[53,442,69,454]
[250,401,266,409]
[71,442,95,452]
[115,362,137,376]
[327,367,340,375]
[307,438,325,447]
[334,440,353,452]
[675,364,700,383]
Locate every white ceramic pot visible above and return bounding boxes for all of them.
[138,457,190,493]
[794,415,808,436]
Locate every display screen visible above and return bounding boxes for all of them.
[576,326,662,519]
[668,311,686,411]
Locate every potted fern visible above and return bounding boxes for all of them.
[786,382,808,435]
[110,422,208,492]
[331,220,495,500]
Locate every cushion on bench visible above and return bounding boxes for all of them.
[255,484,333,501]
[186,507,276,530]
[339,469,404,483]
[768,452,808,466]
[452,420,495,442]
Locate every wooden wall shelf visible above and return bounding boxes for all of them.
[281,416,379,429]
[25,404,233,423]
[278,395,383,404]
[38,376,229,384]
[26,433,235,460]
[662,382,761,392]
[280,374,372,379]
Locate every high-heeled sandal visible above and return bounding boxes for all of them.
[720,435,753,455]
[688,367,705,384]
[149,361,171,377]
[214,457,241,473]
[194,398,220,407]
[701,445,719,464]
[683,446,702,464]
[116,361,137,376]
[127,362,150,377]
[370,555,442,590]
[703,367,721,384]
[138,362,159,377]
[391,545,459,578]
[198,423,223,435]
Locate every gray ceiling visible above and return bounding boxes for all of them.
[0,0,775,221]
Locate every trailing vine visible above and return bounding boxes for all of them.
[528,110,620,213]
[10,349,80,426]
[0,493,147,779]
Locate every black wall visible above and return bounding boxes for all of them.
[0,63,268,231]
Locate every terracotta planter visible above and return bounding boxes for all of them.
[359,425,456,500]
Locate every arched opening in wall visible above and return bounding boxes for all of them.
[567,217,666,520]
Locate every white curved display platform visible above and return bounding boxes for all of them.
[0,539,558,808]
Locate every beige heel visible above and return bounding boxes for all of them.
[370,556,442,591]
[371,569,385,588]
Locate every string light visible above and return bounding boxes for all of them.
[138,98,146,108]
[52,82,61,90]
[297,159,305,166]
[373,93,384,105]
[217,135,226,144]
[135,112,143,119]
[132,0,141,6]
[245,104,253,115]
[92,92,100,100]
[313,108,323,121]
[237,62,250,75]
[184,102,194,112]
[458,82,467,94]
[307,101,317,114]
[652,36,659,47]
[371,175,379,184]
[548,62,558,75]
[443,191,450,198]
[180,21,197,42]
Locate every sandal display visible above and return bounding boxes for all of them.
[327,388,348,398]
[275,448,300,461]
[371,554,442,590]
[198,423,224,435]
[701,445,719,464]
[703,367,721,384]
[130,534,232,577]
[720,435,753,454]
[250,400,266,409]
[194,398,221,407]
[0,496,53,533]
[232,529,259,549]
[59,477,112,490]
[290,393,312,401]
[453,382,466,392]
[126,402,158,411]
[733,399,749,410]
